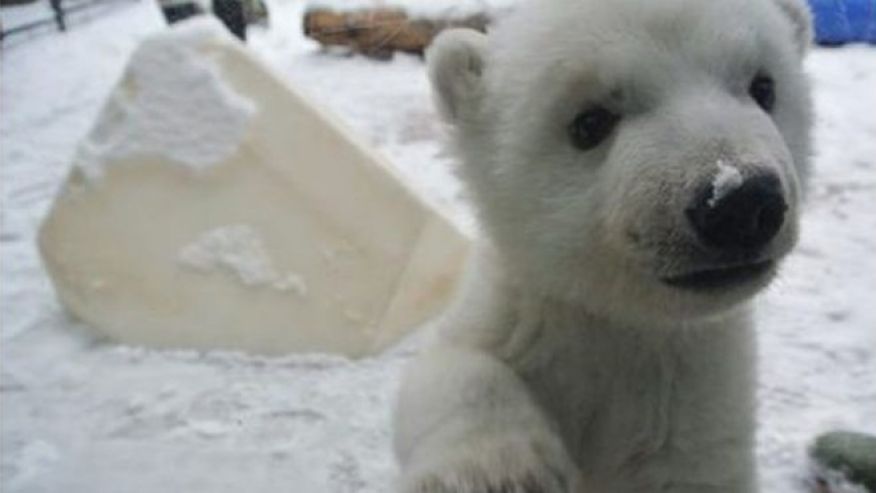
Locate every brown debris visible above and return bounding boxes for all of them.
[302,7,489,59]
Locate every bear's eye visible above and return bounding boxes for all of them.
[568,106,620,151]
[749,74,775,112]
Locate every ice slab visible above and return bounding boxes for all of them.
[38,19,470,357]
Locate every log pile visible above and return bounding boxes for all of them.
[303,8,490,59]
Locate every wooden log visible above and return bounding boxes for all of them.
[302,7,489,59]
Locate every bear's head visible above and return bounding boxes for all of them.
[428,0,813,324]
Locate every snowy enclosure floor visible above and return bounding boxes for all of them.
[2,1,875,492]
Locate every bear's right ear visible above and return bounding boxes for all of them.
[772,0,813,56]
[426,29,488,124]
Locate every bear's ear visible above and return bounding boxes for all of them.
[426,28,488,123]
[773,0,813,56]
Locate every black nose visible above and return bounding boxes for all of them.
[687,173,787,251]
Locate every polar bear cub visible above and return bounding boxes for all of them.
[394,0,813,491]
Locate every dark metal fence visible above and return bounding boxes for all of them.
[1,0,136,42]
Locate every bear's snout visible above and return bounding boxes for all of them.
[686,172,787,252]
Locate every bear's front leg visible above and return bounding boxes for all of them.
[394,345,579,493]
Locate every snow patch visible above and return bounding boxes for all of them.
[77,18,255,180]
[177,224,308,294]
[708,159,744,207]
[186,419,232,439]
[4,440,61,489]
[272,273,310,296]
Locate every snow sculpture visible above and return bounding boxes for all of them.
[38,19,470,357]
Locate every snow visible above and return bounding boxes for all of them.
[76,18,255,180]
[1,1,875,492]
[708,159,743,207]
[0,1,54,31]
[177,224,307,291]
[177,223,309,294]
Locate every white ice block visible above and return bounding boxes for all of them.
[38,19,470,357]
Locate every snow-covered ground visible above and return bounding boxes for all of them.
[1,1,874,492]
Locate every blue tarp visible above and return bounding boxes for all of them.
[808,0,876,44]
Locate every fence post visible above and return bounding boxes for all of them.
[50,0,67,32]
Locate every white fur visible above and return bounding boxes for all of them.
[395,0,813,491]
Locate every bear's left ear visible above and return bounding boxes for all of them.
[773,0,814,56]
[426,28,488,124]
